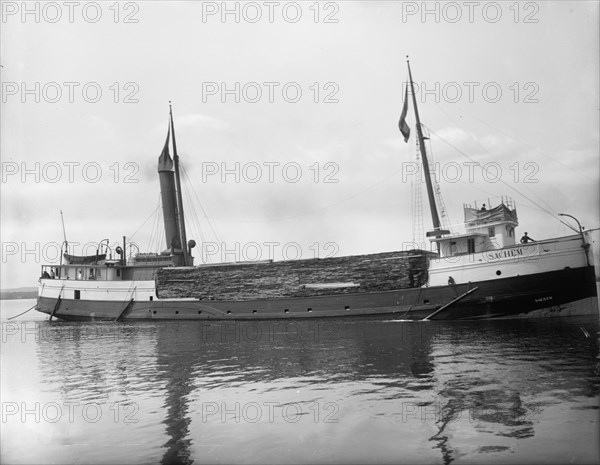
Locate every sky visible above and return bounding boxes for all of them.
[1,0,599,289]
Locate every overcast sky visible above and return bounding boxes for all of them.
[1,0,599,289]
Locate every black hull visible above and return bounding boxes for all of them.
[36,266,598,321]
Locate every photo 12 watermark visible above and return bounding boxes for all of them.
[1,162,140,184]
[403,81,540,104]
[201,401,339,423]
[201,81,339,104]
[401,161,539,185]
[2,82,140,104]
[1,2,140,24]
[400,401,541,424]
[198,320,341,344]
[400,2,540,24]
[199,161,340,184]
[2,401,139,424]
[1,321,133,344]
[200,241,340,263]
[200,1,339,24]
[1,240,138,265]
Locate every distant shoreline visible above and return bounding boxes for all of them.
[0,288,37,300]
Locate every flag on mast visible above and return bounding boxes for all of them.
[398,85,411,143]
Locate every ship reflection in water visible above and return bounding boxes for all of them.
[2,301,598,464]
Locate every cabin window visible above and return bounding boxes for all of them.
[149,296,153,301]
[488,227,495,238]
[74,290,80,300]
[467,238,475,254]
[116,269,121,277]
[449,241,457,255]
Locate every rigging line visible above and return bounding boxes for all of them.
[128,201,161,241]
[441,103,598,183]
[179,161,212,222]
[423,119,558,216]
[429,105,577,216]
[422,134,501,200]
[424,132,453,232]
[152,191,165,252]
[181,164,218,245]
[179,161,222,244]
[426,126,576,231]
[183,189,213,264]
[207,168,405,223]
[182,182,207,246]
[151,197,160,251]
[148,195,162,252]
[185,175,208,244]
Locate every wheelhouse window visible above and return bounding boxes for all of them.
[467,238,475,254]
[449,241,457,255]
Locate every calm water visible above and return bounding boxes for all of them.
[1,299,599,465]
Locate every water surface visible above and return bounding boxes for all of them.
[1,299,598,464]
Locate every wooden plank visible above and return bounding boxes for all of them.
[157,250,432,300]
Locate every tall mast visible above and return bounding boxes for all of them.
[169,102,191,266]
[406,58,445,236]
[60,209,68,267]
[60,210,68,250]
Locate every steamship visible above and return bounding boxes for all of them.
[36,61,598,321]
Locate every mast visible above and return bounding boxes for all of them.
[169,103,191,266]
[406,58,447,236]
[60,209,68,267]
[60,210,68,252]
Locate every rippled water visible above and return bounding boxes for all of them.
[2,299,599,464]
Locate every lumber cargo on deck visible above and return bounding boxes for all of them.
[156,250,433,300]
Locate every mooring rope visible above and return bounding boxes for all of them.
[7,303,37,320]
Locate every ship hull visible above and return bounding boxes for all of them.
[36,265,598,321]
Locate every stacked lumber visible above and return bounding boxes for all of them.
[156,250,431,300]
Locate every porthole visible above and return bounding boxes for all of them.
[496,270,501,276]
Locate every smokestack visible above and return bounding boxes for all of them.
[158,125,183,263]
